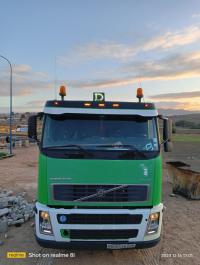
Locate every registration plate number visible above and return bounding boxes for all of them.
[107,243,136,249]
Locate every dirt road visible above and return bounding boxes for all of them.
[0,145,199,265]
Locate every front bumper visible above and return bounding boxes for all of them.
[36,235,160,249]
[35,202,163,249]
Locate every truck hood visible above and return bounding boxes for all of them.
[39,156,162,207]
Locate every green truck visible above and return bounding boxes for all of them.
[28,88,172,249]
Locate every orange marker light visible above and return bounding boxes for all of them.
[137,88,143,98]
[59,85,66,96]
[136,87,144,103]
[112,103,120,108]
[84,102,92,107]
[98,103,105,107]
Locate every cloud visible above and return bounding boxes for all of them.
[154,99,200,111]
[25,100,45,107]
[150,91,200,100]
[5,49,198,96]
[64,50,200,89]
[2,50,199,100]
[150,91,200,111]
[13,64,32,73]
[192,13,200,18]
[142,26,200,50]
[0,64,51,96]
[59,25,200,64]
[155,101,187,109]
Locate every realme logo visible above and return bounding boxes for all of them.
[7,252,27,259]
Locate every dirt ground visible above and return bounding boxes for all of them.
[0,144,199,265]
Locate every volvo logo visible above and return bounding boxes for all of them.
[96,188,106,197]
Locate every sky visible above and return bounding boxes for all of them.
[1,0,200,113]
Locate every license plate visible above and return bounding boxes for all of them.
[107,243,136,249]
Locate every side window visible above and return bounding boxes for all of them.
[36,114,44,142]
[148,120,154,139]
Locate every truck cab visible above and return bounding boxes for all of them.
[28,89,172,249]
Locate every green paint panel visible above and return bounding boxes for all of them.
[38,154,162,207]
[38,154,48,204]
[152,155,162,205]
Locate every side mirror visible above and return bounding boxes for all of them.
[163,118,172,141]
[164,141,173,152]
[28,112,44,143]
[159,116,173,152]
[28,115,37,141]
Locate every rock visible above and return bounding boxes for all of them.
[24,213,29,221]
[13,219,24,225]
[29,212,35,218]
[170,193,178,197]
[0,191,13,198]
[0,196,17,207]
[0,190,35,230]
[7,219,13,226]
[0,208,9,217]
[0,217,8,233]
[15,214,24,219]
[21,192,26,197]
[0,200,9,209]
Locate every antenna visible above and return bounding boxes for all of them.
[138,76,145,102]
[54,56,57,100]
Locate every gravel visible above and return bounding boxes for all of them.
[0,189,35,233]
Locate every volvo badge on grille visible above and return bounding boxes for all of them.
[96,188,106,197]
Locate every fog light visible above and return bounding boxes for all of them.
[146,212,160,235]
[39,211,53,235]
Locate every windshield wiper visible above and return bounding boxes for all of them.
[44,144,94,157]
[44,144,87,151]
[94,144,147,158]
[94,144,135,148]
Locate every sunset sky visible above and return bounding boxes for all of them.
[1,0,200,113]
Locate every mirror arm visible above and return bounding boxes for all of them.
[158,115,168,121]
[161,139,169,145]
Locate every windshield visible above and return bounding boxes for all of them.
[42,114,159,152]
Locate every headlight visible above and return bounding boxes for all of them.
[39,211,53,235]
[146,212,160,235]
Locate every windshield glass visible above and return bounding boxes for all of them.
[42,114,159,152]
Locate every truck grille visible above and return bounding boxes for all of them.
[57,214,143,224]
[52,184,149,202]
[69,229,138,239]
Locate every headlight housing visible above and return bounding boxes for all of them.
[39,211,53,235]
[146,212,160,235]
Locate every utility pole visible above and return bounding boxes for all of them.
[0,55,13,155]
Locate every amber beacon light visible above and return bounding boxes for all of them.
[59,85,66,100]
[136,87,143,103]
